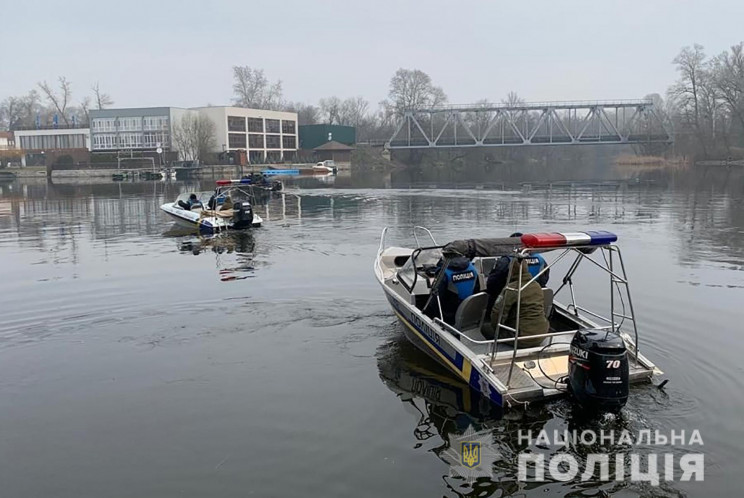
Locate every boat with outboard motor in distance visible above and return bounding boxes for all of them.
[160,185,262,233]
[374,227,662,411]
[227,174,284,192]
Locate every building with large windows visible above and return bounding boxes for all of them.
[88,106,299,163]
[14,127,90,151]
[194,106,298,163]
[89,107,195,154]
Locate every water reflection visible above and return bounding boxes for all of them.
[377,337,687,497]
[172,231,257,282]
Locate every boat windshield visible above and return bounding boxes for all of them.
[398,247,443,290]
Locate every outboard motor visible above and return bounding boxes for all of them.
[231,201,254,229]
[568,328,629,412]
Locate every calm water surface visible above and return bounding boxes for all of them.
[0,175,742,497]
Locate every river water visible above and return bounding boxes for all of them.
[0,172,742,497]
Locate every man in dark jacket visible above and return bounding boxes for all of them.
[484,232,549,319]
[488,258,549,348]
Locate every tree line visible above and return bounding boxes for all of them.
[661,42,744,159]
[0,79,113,130]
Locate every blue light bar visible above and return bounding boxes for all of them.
[584,230,617,245]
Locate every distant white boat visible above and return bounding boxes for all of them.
[314,161,337,174]
[160,191,262,232]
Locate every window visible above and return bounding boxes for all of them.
[282,136,296,149]
[119,133,143,149]
[265,119,280,133]
[265,134,280,149]
[93,134,117,150]
[228,116,246,132]
[143,132,167,148]
[92,118,116,132]
[228,133,247,149]
[281,120,296,134]
[248,134,264,148]
[118,117,142,132]
[143,116,169,131]
[248,118,263,132]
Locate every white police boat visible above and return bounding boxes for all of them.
[374,227,662,411]
[160,188,262,233]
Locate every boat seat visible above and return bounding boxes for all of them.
[454,292,488,331]
[542,288,554,318]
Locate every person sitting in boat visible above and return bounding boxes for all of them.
[178,193,203,211]
[426,256,479,325]
[484,232,549,319]
[218,195,233,211]
[189,194,203,209]
[487,258,549,348]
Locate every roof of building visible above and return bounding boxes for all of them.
[313,140,355,151]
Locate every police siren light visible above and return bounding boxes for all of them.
[520,231,617,248]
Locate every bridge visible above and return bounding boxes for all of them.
[386,99,672,149]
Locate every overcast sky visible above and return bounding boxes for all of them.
[2,0,743,109]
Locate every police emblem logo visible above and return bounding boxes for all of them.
[461,441,480,468]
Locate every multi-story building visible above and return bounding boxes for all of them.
[88,107,195,155]
[88,106,299,163]
[194,106,298,163]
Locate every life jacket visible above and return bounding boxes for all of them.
[444,257,478,300]
[523,253,547,279]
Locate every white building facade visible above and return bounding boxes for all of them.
[89,107,194,154]
[88,106,299,163]
[194,106,298,162]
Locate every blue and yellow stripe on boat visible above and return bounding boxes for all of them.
[392,309,472,383]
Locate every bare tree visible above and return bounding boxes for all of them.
[172,114,216,162]
[38,77,72,126]
[319,96,342,124]
[0,97,21,130]
[284,101,319,125]
[711,42,744,134]
[501,91,525,107]
[339,96,370,127]
[76,96,92,126]
[1,91,41,130]
[92,82,114,110]
[670,45,710,155]
[385,68,447,117]
[232,66,283,110]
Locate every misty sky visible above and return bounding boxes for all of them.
[2,0,743,110]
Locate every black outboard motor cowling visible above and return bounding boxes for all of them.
[231,201,254,229]
[568,328,629,412]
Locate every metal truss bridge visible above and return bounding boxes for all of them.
[386,99,672,150]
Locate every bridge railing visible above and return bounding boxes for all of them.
[405,99,654,114]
